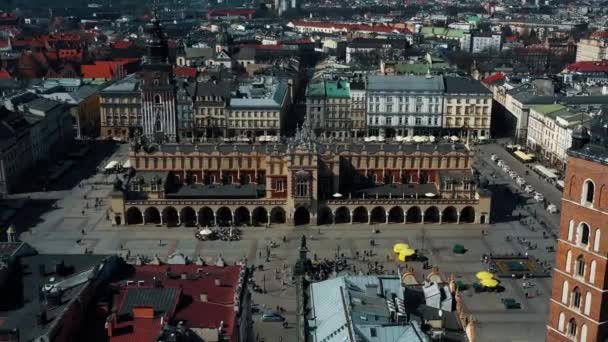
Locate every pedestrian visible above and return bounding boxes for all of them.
[81,229,85,235]
[81,210,85,215]
[159,239,162,246]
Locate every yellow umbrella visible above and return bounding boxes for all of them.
[400,248,416,257]
[393,243,409,253]
[480,278,499,288]
[476,271,495,280]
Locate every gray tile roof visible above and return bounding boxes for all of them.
[167,183,265,199]
[368,75,445,92]
[444,76,492,94]
[118,287,179,317]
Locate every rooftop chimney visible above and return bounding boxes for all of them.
[215,278,221,286]
[200,293,208,302]
[181,272,187,280]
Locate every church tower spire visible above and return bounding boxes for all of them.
[140,4,178,143]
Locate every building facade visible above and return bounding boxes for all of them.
[109,127,491,228]
[366,75,444,137]
[576,31,608,62]
[226,77,290,139]
[306,79,352,138]
[443,76,493,139]
[461,32,502,53]
[350,80,367,137]
[546,116,608,342]
[99,75,142,140]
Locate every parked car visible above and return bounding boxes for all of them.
[491,154,498,162]
[509,171,518,179]
[534,192,544,202]
[516,177,526,185]
[497,160,505,167]
[262,312,285,322]
[503,165,511,172]
[525,185,534,193]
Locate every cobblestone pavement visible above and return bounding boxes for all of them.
[11,142,561,342]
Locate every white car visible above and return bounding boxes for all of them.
[509,171,518,179]
[525,185,534,193]
[491,154,498,161]
[534,192,544,202]
[503,165,511,172]
[497,160,505,167]
[516,177,526,185]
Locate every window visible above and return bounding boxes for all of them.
[584,292,592,315]
[155,120,162,132]
[275,179,285,192]
[576,256,585,277]
[370,328,377,337]
[296,178,309,197]
[154,94,162,104]
[386,105,393,112]
[568,220,575,241]
[415,117,421,125]
[387,117,392,125]
[568,319,577,337]
[582,179,595,206]
[561,280,569,304]
[558,312,565,332]
[565,250,572,273]
[571,287,581,309]
[579,223,590,246]
[153,78,159,86]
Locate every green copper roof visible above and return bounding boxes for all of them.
[325,79,350,98]
[306,80,350,98]
[531,104,566,115]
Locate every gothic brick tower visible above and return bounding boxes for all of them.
[546,115,608,342]
[141,5,177,143]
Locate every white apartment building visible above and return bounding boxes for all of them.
[366,75,444,137]
[527,104,592,170]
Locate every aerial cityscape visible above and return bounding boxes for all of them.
[0,0,606,341]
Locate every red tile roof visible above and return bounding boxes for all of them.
[591,31,608,39]
[290,20,412,35]
[81,60,136,79]
[174,66,197,78]
[109,264,243,342]
[112,41,133,49]
[565,60,608,73]
[482,72,506,85]
[0,69,13,79]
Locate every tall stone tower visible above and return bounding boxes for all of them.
[546,114,608,342]
[141,6,177,143]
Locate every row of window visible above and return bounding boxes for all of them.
[564,251,596,287]
[368,116,439,126]
[557,314,587,342]
[566,221,600,252]
[445,106,490,115]
[561,280,593,316]
[228,120,277,128]
[369,96,441,104]
[100,97,139,104]
[446,117,489,127]
[368,104,441,114]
